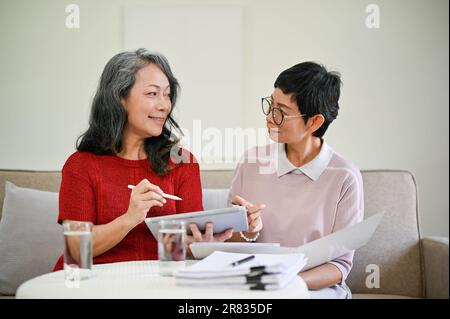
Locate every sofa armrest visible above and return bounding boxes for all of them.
[422,236,449,299]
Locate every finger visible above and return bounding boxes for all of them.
[136,179,164,195]
[249,220,262,231]
[162,233,174,245]
[162,234,169,245]
[140,191,166,204]
[248,210,261,218]
[214,228,233,241]
[189,224,203,242]
[248,204,266,215]
[135,179,152,193]
[143,199,164,208]
[204,222,213,241]
[248,213,261,223]
[221,228,234,241]
[185,235,194,246]
[165,239,174,253]
[233,195,253,207]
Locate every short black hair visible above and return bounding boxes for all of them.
[274,62,341,138]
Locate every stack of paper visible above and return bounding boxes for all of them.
[174,251,307,290]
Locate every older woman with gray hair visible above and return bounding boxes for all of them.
[53,48,233,271]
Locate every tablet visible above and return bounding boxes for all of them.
[144,206,248,239]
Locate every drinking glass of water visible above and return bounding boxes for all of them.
[157,220,186,276]
[63,221,93,284]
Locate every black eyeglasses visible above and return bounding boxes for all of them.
[261,96,306,126]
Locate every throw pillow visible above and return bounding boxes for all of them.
[0,182,63,295]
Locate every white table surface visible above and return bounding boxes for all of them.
[16,260,310,299]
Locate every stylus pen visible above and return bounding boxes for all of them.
[230,255,255,267]
[127,185,182,201]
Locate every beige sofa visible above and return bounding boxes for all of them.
[0,169,448,299]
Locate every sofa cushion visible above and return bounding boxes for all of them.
[0,170,61,221]
[346,171,424,298]
[0,182,63,295]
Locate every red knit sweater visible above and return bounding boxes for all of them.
[53,150,203,271]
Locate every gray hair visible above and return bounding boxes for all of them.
[77,48,183,175]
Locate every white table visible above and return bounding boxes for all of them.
[16,261,309,299]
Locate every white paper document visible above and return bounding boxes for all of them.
[176,251,307,278]
[190,242,281,259]
[292,212,385,270]
[190,212,385,271]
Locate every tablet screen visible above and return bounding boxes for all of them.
[144,206,248,239]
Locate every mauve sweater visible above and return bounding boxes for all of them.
[228,142,364,282]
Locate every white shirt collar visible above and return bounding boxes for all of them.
[276,141,334,181]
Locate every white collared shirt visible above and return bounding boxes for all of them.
[276,141,334,181]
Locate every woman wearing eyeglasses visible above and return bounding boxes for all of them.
[229,62,364,299]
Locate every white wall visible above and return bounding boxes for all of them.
[123,5,245,164]
[0,0,448,236]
